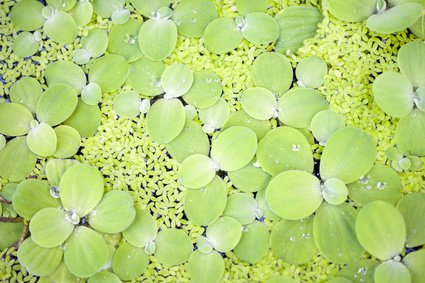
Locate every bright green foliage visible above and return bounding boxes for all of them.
[374,261,411,283]
[398,41,425,88]
[0,103,33,136]
[108,19,143,62]
[89,54,129,93]
[113,90,141,118]
[206,216,242,252]
[69,0,93,27]
[233,221,269,264]
[0,135,5,151]
[187,250,224,283]
[223,110,271,140]
[26,122,57,157]
[395,109,425,156]
[240,12,279,45]
[196,237,214,254]
[154,228,193,266]
[128,57,165,96]
[81,83,102,106]
[45,61,86,93]
[338,259,380,283]
[296,56,327,88]
[130,0,170,18]
[256,189,280,221]
[63,99,101,138]
[123,207,157,248]
[9,0,45,31]
[241,87,277,120]
[9,77,43,113]
[88,271,121,283]
[80,28,108,59]
[162,63,193,98]
[223,193,257,225]
[182,70,222,108]
[44,11,78,44]
[403,250,425,282]
[396,193,425,248]
[178,154,217,189]
[198,98,230,132]
[228,162,270,193]
[326,0,377,22]
[139,18,177,61]
[46,0,76,11]
[92,0,124,18]
[310,110,345,145]
[236,0,268,15]
[204,17,243,54]
[322,178,348,205]
[13,31,39,58]
[0,222,24,249]
[53,125,81,158]
[112,242,149,280]
[45,158,79,186]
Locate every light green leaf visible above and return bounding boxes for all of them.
[313,203,364,264]
[13,31,39,58]
[154,228,193,266]
[81,83,102,106]
[223,193,257,225]
[233,221,270,264]
[88,271,121,283]
[326,0,378,22]
[113,90,141,119]
[270,217,317,264]
[0,222,24,250]
[366,3,422,34]
[122,207,157,248]
[198,98,230,132]
[44,11,78,44]
[396,192,425,248]
[188,250,224,283]
[64,226,109,278]
[403,250,425,283]
[81,28,108,58]
[278,88,329,128]
[64,98,101,138]
[223,110,271,140]
[251,52,293,95]
[46,0,76,11]
[88,190,135,234]
[310,110,345,145]
[373,72,414,117]
[108,19,143,62]
[274,6,323,55]
[256,189,280,221]
[26,122,57,157]
[146,98,186,143]
[12,179,60,220]
[45,61,87,93]
[112,242,149,281]
[45,158,79,186]
[236,0,268,15]
[347,164,402,206]
[60,163,104,217]
[166,120,210,162]
[89,54,129,93]
[240,12,279,45]
[161,63,193,98]
[128,57,165,96]
[182,70,222,108]
[69,0,93,27]
[320,127,376,184]
[266,170,322,220]
[0,135,4,151]
[356,201,406,260]
[10,77,43,113]
[206,216,242,253]
[0,103,33,136]
[30,207,75,248]
[257,127,314,176]
[374,261,411,283]
[130,0,170,17]
[10,0,45,31]
[178,154,217,189]
[196,236,214,254]
[0,137,37,182]
[203,17,243,54]
[184,176,227,226]
[409,15,425,38]
[395,108,425,156]
[241,87,277,120]
[322,178,348,205]
[398,41,425,88]
[0,183,17,213]
[18,238,63,277]
[92,0,125,18]
[296,56,327,88]
[338,259,380,283]
[228,161,271,193]
[139,18,177,61]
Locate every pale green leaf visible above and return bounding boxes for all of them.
[26,122,57,157]
[81,83,102,106]
[130,0,170,18]
[112,242,149,281]
[10,77,43,113]
[233,221,270,264]
[228,161,271,193]
[92,0,125,18]
[128,57,165,96]
[206,216,242,253]
[182,70,222,108]
[403,250,425,283]
[241,87,277,120]
[64,98,101,138]
[69,1,93,27]
[310,110,345,145]
[374,261,411,283]
[89,54,129,93]
[398,41,425,88]
[81,28,108,58]
[13,31,39,58]
[177,154,217,189]
[44,12,78,44]
[396,192,425,248]
[161,63,193,98]
[256,188,281,221]
[203,17,243,54]
[296,56,327,88]
[45,158,79,187]
[322,178,348,205]
[122,207,157,248]
[395,108,425,156]
[241,12,279,45]
[236,0,268,15]
[222,110,271,140]
[223,193,257,225]
[88,271,121,283]
[338,259,379,283]
[188,250,224,283]
[113,90,141,119]
[0,222,24,250]
[198,98,230,132]
[0,103,33,136]
[108,19,143,62]
[46,0,76,11]
[45,61,86,93]
[326,0,377,22]
[154,228,193,266]
[10,0,45,31]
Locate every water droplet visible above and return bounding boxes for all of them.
[65,209,80,225]
[50,186,60,198]
[289,236,295,241]
[359,176,368,184]
[292,144,300,152]
[191,18,197,24]
[302,233,310,239]
[126,35,136,45]
[377,182,386,190]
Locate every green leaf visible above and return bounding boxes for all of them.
[223,110,271,140]
[270,217,317,264]
[12,179,61,220]
[139,18,177,61]
[313,203,364,264]
[177,154,217,189]
[89,54,129,93]
[107,19,143,62]
[0,137,37,182]
[46,0,76,11]
[228,161,271,193]
[235,0,268,15]
[240,12,279,45]
[366,3,422,34]
[0,135,5,151]
[277,88,329,128]
[296,56,327,88]
[64,98,101,138]
[52,125,81,158]
[92,0,124,17]
[88,271,121,283]
[374,261,411,283]
[18,238,63,277]
[322,178,348,205]
[0,222,24,250]
[251,52,293,95]
[0,103,33,136]
[165,120,210,162]
[233,221,270,264]
[128,57,165,96]
[81,28,108,58]
[183,176,227,226]
[356,201,406,260]
[39,262,79,283]
[0,183,17,213]
[347,164,402,206]
[396,192,425,248]
[162,63,193,98]
[320,127,376,184]
[257,127,314,176]
[198,98,230,132]
[338,259,380,283]
[45,158,80,187]
[256,188,281,221]
[154,228,193,266]
[64,226,109,278]
[372,72,414,117]
[274,6,323,55]
[60,163,104,217]
[10,0,45,31]
[44,11,78,44]
[403,250,425,283]
[223,193,257,225]
[188,250,224,283]
[326,0,377,22]
[45,61,86,93]
[113,90,141,119]
[88,190,136,234]
[69,1,93,27]
[146,98,186,143]
[203,17,243,54]
[182,70,222,108]
[310,110,345,145]
[398,41,425,88]
[206,216,242,252]
[30,207,75,248]
[10,77,43,113]
[112,242,149,281]
[211,126,257,171]
[241,87,277,120]
[266,170,322,220]
[13,31,39,58]
[130,0,170,17]
[395,108,425,156]
[409,15,425,38]
[122,207,157,248]
[26,122,57,157]
[196,236,214,254]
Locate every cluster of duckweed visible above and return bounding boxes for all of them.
[1,0,424,282]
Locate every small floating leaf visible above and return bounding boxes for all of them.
[128,57,165,96]
[64,99,101,138]
[162,63,193,98]
[45,61,87,93]
[233,221,269,264]
[81,83,102,106]
[154,229,193,266]
[198,98,230,132]
[322,178,348,205]
[27,122,57,157]
[111,8,130,24]
[139,18,177,61]
[10,0,45,31]
[113,90,141,119]
[182,70,222,109]
[13,31,39,58]
[356,201,406,260]
[396,192,425,248]
[108,19,143,62]
[235,0,268,15]
[69,0,93,27]
[398,41,425,88]
[81,28,108,58]
[146,98,186,143]
[89,54,129,93]
[403,250,425,283]
[88,271,121,283]
[0,103,33,136]
[296,56,327,88]
[10,77,43,113]
[251,52,293,95]
[310,110,345,145]
[374,261,411,283]
[206,216,242,253]
[44,11,78,44]
[395,108,425,156]
[188,250,224,283]
[338,259,379,283]
[92,0,125,18]
[326,0,378,22]
[223,110,271,140]
[45,158,79,186]
[0,222,24,250]
[409,15,425,38]
[223,193,257,225]
[240,12,279,45]
[0,135,5,151]
[122,207,157,248]
[204,17,243,54]
[228,162,271,193]
[178,154,217,189]
[112,242,149,281]
[46,0,76,11]
[241,87,277,120]
[130,0,170,18]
